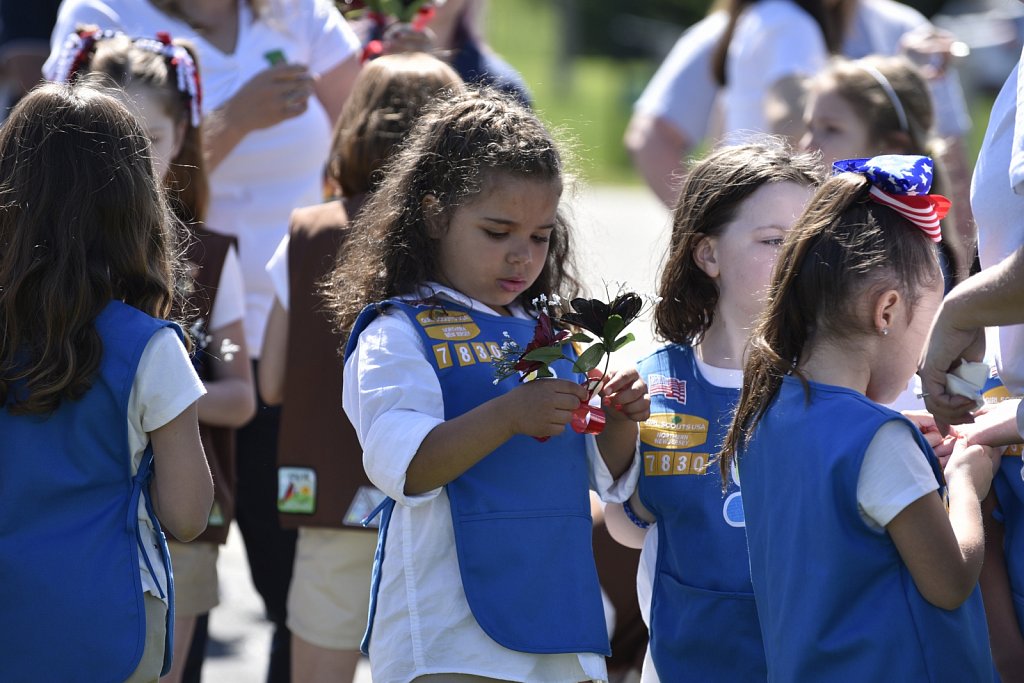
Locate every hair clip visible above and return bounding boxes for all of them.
[46,29,203,127]
[130,33,203,127]
[832,155,950,242]
[44,27,118,84]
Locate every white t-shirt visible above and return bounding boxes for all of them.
[971,54,1024,394]
[722,0,828,139]
[129,327,208,600]
[266,233,290,310]
[343,283,640,683]
[209,244,246,331]
[46,0,361,356]
[633,12,728,145]
[636,0,971,148]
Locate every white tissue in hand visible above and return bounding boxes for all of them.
[944,360,989,408]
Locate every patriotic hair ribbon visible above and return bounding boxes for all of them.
[832,155,950,243]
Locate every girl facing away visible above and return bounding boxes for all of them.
[0,83,213,681]
[330,88,650,683]
[259,53,464,683]
[802,54,971,286]
[53,28,258,682]
[604,141,821,682]
[719,155,997,682]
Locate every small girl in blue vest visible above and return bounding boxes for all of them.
[330,87,649,683]
[50,29,258,682]
[719,155,997,682]
[0,83,214,682]
[605,141,820,682]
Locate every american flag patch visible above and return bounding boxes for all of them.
[648,374,686,405]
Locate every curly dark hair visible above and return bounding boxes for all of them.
[324,86,581,340]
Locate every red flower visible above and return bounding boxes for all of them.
[514,312,569,378]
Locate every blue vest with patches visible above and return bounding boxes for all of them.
[0,300,177,682]
[348,299,609,655]
[637,344,764,681]
[983,375,1024,638]
[741,376,992,682]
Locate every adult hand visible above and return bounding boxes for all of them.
[900,26,965,79]
[223,63,315,133]
[919,301,985,432]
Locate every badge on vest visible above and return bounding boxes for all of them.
[640,412,709,450]
[415,309,480,341]
[278,467,316,514]
[344,485,388,528]
[208,501,225,526]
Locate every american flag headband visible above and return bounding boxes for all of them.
[46,28,203,128]
[831,155,950,243]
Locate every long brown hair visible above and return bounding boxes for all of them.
[81,34,209,225]
[711,0,842,86]
[718,172,941,487]
[655,141,822,345]
[0,83,183,414]
[329,52,464,197]
[325,86,580,340]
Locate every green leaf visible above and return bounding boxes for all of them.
[572,343,606,374]
[612,332,636,351]
[523,346,565,363]
[568,332,593,344]
[535,366,554,379]
[601,314,625,346]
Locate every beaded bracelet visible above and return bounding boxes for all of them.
[622,499,651,529]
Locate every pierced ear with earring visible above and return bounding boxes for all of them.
[880,327,889,336]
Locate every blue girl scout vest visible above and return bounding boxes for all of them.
[347,299,610,656]
[636,344,765,681]
[982,374,1024,640]
[741,376,992,682]
[0,300,177,681]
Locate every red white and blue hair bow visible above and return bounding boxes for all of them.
[832,155,950,243]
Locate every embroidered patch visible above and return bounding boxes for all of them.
[344,486,388,528]
[640,413,709,450]
[648,374,687,405]
[277,467,316,514]
[208,501,224,526]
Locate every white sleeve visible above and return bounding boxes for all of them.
[127,327,207,463]
[45,0,123,77]
[1011,48,1024,194]
[724,1,827,135]
[588,433,641,503]
[210,245,247,330]
[856,420,940,530]
[302,0,361,76]
[342,310,446,507]
[265,235,290,314]
[633,13,726,143]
